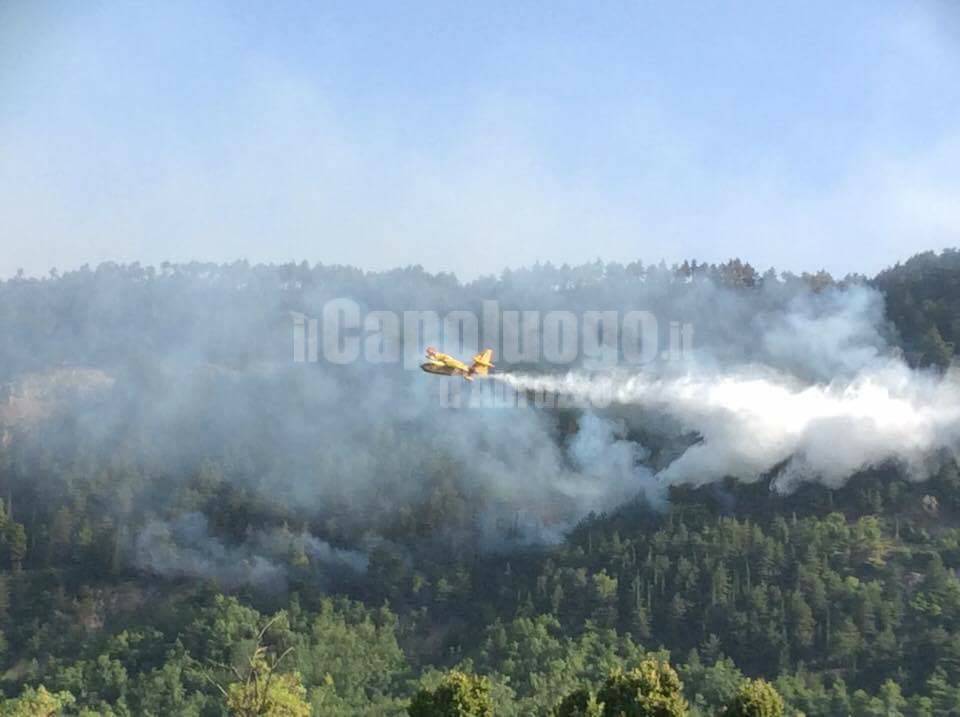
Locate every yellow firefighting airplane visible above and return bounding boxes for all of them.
[420,347,494,381]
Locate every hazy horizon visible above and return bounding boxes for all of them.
[0,247,943,283]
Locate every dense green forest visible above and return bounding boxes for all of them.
[3,250,960,715]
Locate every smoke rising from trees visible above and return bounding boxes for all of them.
[0,259,947,588]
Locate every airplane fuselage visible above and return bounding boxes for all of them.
[420,347,494,381]
[420,361,474,380]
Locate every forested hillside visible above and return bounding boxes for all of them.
[2,252,960,715]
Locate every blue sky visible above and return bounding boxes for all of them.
[1,1,958,278]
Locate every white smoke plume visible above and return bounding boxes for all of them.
[479,277,960,495]
[566,413,658,508]
[498,359,960,492]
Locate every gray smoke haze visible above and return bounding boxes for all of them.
[140,278,920,519]
[133,513,367,591]
[1,367,114,429]
[1,261,951,589]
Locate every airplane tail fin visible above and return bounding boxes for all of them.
[470,349,495,377]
